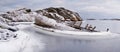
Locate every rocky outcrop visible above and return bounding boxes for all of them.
[34,14,77,30]
[35,7,82,22]
[35,7,82,30]
[0,8,34,22]
[0,7,84,41]
[0,7,82,31]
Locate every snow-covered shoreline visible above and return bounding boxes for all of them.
[32,24,119,40]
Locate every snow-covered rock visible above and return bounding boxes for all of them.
[0,8,34,22]
[36,7,82,21]
[34,7,83,30]
[0,7,82,31]
[34,14,77,30]
[0,28,17,41]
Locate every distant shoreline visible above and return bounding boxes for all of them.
[86,19,120,21]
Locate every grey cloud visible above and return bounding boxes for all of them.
[0,0,120,19]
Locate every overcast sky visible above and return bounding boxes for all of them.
[0,0,120,19]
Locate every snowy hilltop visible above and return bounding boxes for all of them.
[0,7,99,41]
[0,7,80,41]
[0,7,84,31]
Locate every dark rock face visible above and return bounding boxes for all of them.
[35,7,82,22]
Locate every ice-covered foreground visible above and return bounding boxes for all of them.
[0,25,44,52]
[0,23,119,52]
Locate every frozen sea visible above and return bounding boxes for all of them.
[21,20,120,52]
